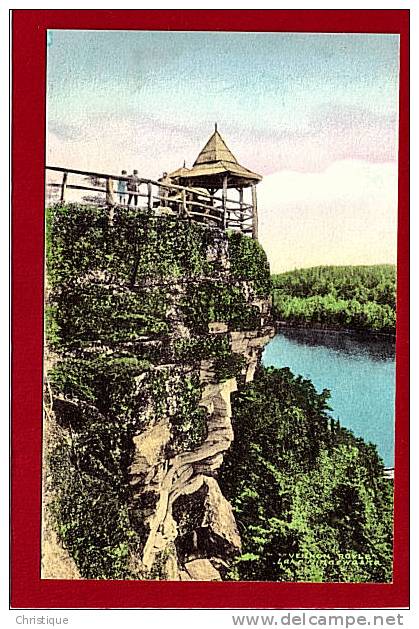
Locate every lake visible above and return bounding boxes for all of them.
[262,328,395,467]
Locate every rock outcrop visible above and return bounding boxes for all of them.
[43,205,273,580]
[128,319,274,579]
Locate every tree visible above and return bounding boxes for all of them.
[219,366,393,582]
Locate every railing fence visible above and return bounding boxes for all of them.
[45,166,257,238]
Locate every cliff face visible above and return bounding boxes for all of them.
[43,204,273,580]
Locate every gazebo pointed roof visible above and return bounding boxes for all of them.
[193,128,239,167]
[171,126,262,190]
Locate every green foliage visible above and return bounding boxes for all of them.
[46,203,215,288]
[45,305,61,347]
[46,205,269,351]
[49,446,141,579]
[46,204,272,294]
[272,266,396,332]
[273,294,396,332]
[228,231,272,296]
[171,333,230,363]
[48,352,153,578]
[50,285,170,350]
[49,354,150,417]
[219,366,393,583]
[182,281,261,333]
[272,265,396,305]
[212,352,247,382]
[49,406,145,577]
[147,369,208,456]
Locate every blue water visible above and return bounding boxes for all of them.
[262,328,395,467]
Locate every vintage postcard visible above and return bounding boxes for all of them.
[11,10,409,609]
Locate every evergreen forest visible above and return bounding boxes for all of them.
[271,265,396,332]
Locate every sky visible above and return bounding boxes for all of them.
[47,30,400,272]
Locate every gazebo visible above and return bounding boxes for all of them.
[167,161,191,180]
[169,125,262,239]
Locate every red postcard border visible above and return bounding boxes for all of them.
[11,9,410,609]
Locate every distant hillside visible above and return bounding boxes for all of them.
[271,265,396,332]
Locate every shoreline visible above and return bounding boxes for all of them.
[274,320,396,340]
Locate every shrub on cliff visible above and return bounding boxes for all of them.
[219,366,393,582]
[228,231,272,297]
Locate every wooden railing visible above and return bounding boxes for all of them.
[45,166,257,238]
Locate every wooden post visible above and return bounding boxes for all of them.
[147,182,153,210]
[181,189,187,216]
[106,177,115,206]
[222,175,228,229]
[60,171,68,203]
[239,187,244,233]
[251,184,258,240]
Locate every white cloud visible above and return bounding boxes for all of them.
[258,160,398,273]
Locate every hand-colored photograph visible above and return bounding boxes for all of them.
[42,29,399,583]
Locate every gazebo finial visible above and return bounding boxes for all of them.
[215,122,218,132]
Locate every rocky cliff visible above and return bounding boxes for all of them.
[42,204,273,580]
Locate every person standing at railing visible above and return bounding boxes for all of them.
[159,171,172,208]
[117,170,128,204]
[127,169,140,206]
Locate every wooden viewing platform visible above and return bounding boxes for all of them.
[45,164,259,239]
[46,127,262,240]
